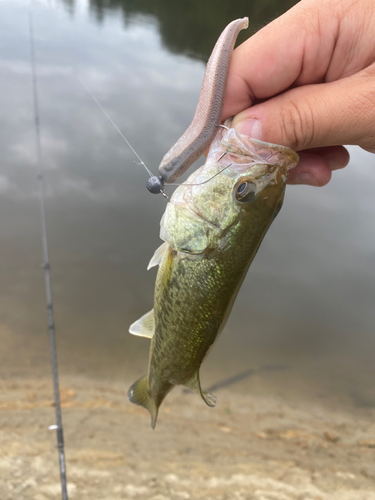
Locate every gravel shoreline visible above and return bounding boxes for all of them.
[1,376,375,499]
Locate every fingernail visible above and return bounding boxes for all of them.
[233,118,263,141]
[292,173,319,186]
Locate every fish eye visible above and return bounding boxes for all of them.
[235,180,257,203]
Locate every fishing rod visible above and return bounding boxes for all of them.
[29,9,69,500]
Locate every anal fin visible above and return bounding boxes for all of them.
[184,371,217,407]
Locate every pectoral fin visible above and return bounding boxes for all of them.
[129,309,155,338]
[184,371,217,407]
[147,242,169,270]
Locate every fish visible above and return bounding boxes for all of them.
[128,120,298,428]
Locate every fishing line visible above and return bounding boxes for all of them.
[29,8,69,500]
[78,78,154,178]
[166,152,233,187]
[79,78,169,197]
[79,79,234,197]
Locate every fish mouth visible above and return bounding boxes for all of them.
[220,126,299,174]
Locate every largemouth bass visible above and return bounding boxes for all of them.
[128,121,298,428]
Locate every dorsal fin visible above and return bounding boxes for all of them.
[129,309,155,338]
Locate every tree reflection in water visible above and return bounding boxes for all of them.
[58,0,298,61]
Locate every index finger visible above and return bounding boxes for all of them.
[222,1,336,120]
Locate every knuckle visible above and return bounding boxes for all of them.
[346,66,375,150]
[279,96,315,151]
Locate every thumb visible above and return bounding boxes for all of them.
[232,64,375,154]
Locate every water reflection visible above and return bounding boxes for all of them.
[0,0,375,411]
[60,0,297,61]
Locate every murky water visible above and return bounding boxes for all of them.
[1,0,375,411]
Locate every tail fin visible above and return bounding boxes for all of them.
[128,376,158,429]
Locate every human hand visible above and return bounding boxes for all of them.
[223,0,375,186]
